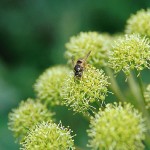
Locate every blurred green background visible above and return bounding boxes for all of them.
[0,0,150,149]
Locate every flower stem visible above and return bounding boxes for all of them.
[128,70,150,127]
[135,70,150,115]
[135,71,145,101]
[104,67,125,102]
[127,72,143,108]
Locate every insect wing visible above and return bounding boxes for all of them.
[84,50,91,61]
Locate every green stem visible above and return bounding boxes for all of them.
[105,67,125,102]
[128,71,150,130]
[135,72,145,101]
[134,70,150,115]
[127,72,143,109]
[127,71,150,147]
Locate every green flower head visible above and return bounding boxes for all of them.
[21,121,75,150]
[34,66,70,106]
[8,98,54,141]
[144,84,150,109]
[87,102,146,150]
[125,9,150,38]
[61,65,109,115]
[109,34,150,76]
[65,31,112,68]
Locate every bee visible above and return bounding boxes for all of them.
[72,51,91,78]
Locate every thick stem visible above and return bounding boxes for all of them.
[127,72,144,109]
[128,71,150,131]
[135,70,150,117]
[134,71,148,110]
[135,71,145,101]
[105,67,125,102]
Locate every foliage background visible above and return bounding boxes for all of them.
[0,0,150,149]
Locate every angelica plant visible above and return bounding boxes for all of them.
[8,8,150,150]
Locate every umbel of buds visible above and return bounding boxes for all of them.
[8,98,54,142]
[125,9,150,38]
[109,34,150,76]
[87,102,146,150]
[65,31,112,68]
[62,65,109,115]
[21,121,75,150]
[34,66,70,106]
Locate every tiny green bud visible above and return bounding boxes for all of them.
[21,121,75,150]
[125,9,150,38]
[109,34,150,76]
[34,66,70,106]
[8,98,54,141]
[87,102,146,150]
[65,32,112,68]
[144,84,150,109]
[61,65,109,114]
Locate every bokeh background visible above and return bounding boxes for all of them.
[0,0,150,149]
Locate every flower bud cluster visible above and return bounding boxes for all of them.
[21,121,75,150]
[8,98,54,141]
[126,9,150,38]
[109,34,150,75]
[62,65,109,114]
[34,66,70,106]
[65,32,112,68]
[87,102,146,150]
